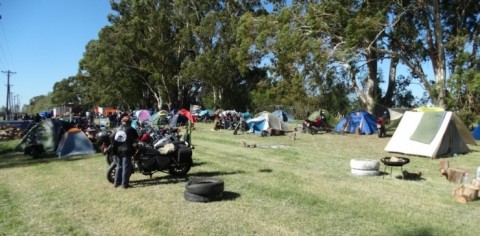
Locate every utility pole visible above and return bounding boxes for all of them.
[2,70,16,120]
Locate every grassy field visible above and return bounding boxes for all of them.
[1,122,480,236]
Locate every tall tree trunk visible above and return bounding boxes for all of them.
[365,48,378,113]
[382,57,398,107]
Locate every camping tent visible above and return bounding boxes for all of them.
[272,109,294,122]
[169,109,196,127]
[334,111,377,135]
[472,125,480,140]
[56,128,96,158]
[150,110,169,126]
[135,109,151,121]
[384,111,477,158]
[16,118,67,153]
[246,112,288,134]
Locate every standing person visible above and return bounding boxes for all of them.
[111,115,139,189]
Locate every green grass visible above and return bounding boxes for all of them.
[1,123,480,235]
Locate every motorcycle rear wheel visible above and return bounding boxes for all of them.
[168,161,192,176]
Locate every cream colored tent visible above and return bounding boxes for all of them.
[384,111,477,158]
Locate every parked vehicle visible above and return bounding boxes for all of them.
[106,140,193,183]
[303,113,331,134]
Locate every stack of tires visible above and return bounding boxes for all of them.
[350,159,380,176]
[184,177,224,202]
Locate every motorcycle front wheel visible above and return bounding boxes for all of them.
[105,152,117,166]
[106,163,116,184]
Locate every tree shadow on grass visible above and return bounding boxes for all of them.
[0,151,98,170]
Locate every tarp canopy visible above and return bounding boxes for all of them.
[56,128,96,158]
[385,111,477,158]
[246,112,288,133]
[198,109,214,117]
[334,111,377,135]
[387,108,409,121]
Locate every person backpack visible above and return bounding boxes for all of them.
[112,127,131,155]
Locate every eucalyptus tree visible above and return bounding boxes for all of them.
[442,0,479,116]
[373,0,480,109]
[237,0,370,114]
[80,0,194,110]
[175,0,268,111]
[51,76,85,106]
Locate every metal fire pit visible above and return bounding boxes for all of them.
[381,157,410,178]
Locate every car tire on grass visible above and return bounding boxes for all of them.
[351,169,380,176]
[185,177,224,195]
[350,159,380,170]
[184,190,223,203]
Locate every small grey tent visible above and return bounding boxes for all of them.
[56,128,96,158]
[384,111,477,158]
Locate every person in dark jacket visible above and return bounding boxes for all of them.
[112,115,139,189]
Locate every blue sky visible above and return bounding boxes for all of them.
[0,0,113,110]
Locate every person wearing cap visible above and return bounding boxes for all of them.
[112,115,139,189]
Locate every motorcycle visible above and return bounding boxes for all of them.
[233,118,248,135]
[106,140,193,184]
[102,127,185,166]
[303,115,331,134]
[96,130,116,165]
[23,134,45,159]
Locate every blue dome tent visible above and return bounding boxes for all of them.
[334,110,377,135]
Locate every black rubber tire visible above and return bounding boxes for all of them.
[185,178,224,195]
[105,153,115,166]
[107,163,116,184]
[184,190,223,203]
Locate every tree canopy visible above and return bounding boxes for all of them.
[43,0,479,118]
